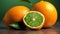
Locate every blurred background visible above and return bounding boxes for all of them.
[0,0,60,34]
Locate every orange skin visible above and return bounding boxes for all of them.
[3,6,30,26]
[32,1,58,28]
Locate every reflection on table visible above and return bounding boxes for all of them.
[1,28,58,34]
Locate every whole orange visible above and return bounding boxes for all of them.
[32,1,58,28]
[3,6,30,25]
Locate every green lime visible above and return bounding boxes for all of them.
[23,11,45,30]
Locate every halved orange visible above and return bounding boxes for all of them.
[23,11,45,30]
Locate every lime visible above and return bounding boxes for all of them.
[23,11,45,30]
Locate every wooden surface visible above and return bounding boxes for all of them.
[0,21,60,34]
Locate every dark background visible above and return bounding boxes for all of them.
[0,0,60,21]
[0,0,60,34]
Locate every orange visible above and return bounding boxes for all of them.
[3,6,30,26]
[32,1,58,28]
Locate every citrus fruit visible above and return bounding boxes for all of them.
[32,1,58,28]
[3,6,30,26]
[23,11,45,30]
